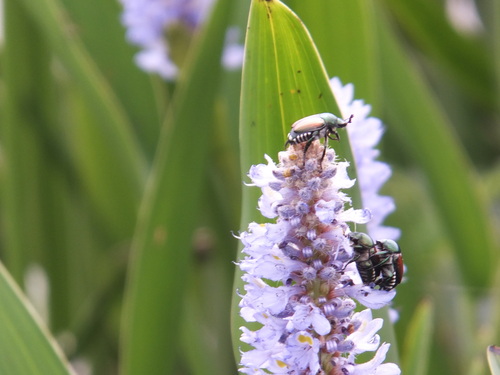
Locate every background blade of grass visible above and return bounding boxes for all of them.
[401,300,433,375]
[2,0,55,283]
[381,0,495,110]
[2,0,86,333]
[59,0,162,155]
[0,262,74,375]
[18,0,147,236]
[120,0,235,373]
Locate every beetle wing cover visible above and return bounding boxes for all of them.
[395,254,404,285]
[291,114,326,132]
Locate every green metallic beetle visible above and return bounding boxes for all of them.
[372,239,404,291]
[285,113,353,165]
[348,232,378,286]
[348,233,404,291]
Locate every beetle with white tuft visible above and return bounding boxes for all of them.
[285,112,353,164]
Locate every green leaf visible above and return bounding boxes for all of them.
[401,300,434,375]
[0,262,74,375]
[285,0,381,108]
[119,0,235,373]
[232,0,360,359]
[17,0,148,237]
[487,346,500,375]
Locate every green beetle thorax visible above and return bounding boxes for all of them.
[377,239,401,254]
[349,232,375,249]
[317,112,342,126]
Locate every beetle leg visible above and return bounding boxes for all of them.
[319,133,329,167]
[327,131,340,141]
[303,135,315,166]
[371,256,391,268]
[376,275,395,291]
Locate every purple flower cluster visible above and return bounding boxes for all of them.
[237,141,400,374]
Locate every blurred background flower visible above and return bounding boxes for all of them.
[120,0,243,79]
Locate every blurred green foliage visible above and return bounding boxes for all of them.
[0,0,499,374]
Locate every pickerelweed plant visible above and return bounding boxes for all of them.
[237,84,402,375]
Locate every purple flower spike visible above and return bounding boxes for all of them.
[238,139,400,374]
